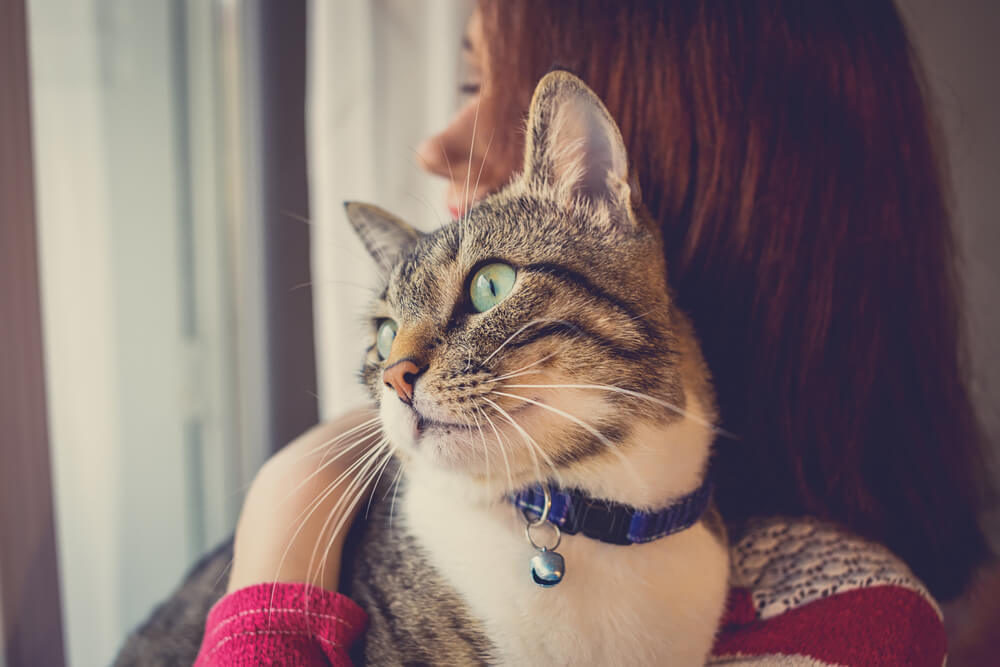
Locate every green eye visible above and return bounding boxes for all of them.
[376,319,397,360]
[470,262,516,313]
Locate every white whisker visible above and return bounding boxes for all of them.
[491,390,639,481]
[480,317,585,367]
[502,383,733,437]
[387,463,405,533]
[316,448,396,583]
[304,414,382,457]
[316,421,384,468]
[461,93,483,221]
[275,429,384,512]
[477,405,515,494]
[494,368,545,382]
[305,446,392,600]
[469,407,491,490]
[268,438,390,622]
[470,128,496,209]
[483,397,563,487]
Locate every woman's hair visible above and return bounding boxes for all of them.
[479,0,993,600]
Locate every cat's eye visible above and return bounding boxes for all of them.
[469,263,516,313]
[376,319,397,360]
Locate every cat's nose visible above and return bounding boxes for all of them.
[383,359,422,404]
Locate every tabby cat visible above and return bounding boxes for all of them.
[340,71,729,666]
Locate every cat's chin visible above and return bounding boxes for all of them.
[380,407,528,491]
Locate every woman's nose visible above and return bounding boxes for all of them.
[416,96,484,180]
[416,132,456,180]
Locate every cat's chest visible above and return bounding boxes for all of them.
[401,477,730,666]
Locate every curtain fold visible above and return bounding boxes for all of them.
[308,0,471,416]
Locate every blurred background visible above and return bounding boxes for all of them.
[0,1,997,666]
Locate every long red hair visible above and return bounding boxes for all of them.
[479,0,992,600]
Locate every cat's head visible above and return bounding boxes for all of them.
[346,71,713,497]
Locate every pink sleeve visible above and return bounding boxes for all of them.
[194,582,369,666]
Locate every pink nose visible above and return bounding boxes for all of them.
[383,359,421,404]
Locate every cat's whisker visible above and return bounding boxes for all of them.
[480,317,585,367]
[316,427,384,474]
[405,190,446,230]
[482,397,543,483]
[436,137,458,223]
[281,209,313,226]
[502,383,736,438]
[306,427,384,482]
[283,437,391,544]
[387,463,405,533]
[306,462,375,596]
[316,453,393,588]
[316,420,384,467]
[493,357,552,382]
[493,368,545,383]
[274,422,383,510]
[469,128,496,211]
[490,390,640,484]
[365,444,397,518]
[304,414,382,457]
[468,407,492,492]
[277,429,385,511]
[307,449,393,606]
[477,405,515,494]
[461,92,483,221]
[315,416,382,451]
[268,438,391,622]
[316,448,396,583]
[305,444,391,577]
[291,278,378,294]
[489,323,599,382]
[483,397,564,487]
[493,416,520,494]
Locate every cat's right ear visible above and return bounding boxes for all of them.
[520,70,632,214]
[344,202,422,274]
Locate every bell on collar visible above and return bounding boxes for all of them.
[529,547,565,587]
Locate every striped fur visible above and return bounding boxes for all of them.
[344,71,729,665]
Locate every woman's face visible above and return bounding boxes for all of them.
[416,10,517,219]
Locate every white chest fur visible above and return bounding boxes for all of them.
[402,470,730,666]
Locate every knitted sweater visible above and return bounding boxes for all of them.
[194,517,946,666]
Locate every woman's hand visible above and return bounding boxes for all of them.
[227,408,380,593]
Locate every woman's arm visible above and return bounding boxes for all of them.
[228,409,377,591]
[195,410,377,666]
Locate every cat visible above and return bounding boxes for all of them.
[340,70,730,666]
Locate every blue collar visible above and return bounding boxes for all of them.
[510,477,713,546]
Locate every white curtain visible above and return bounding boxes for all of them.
[308,0,473,417]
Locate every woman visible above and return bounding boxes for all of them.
[199,1,994,663]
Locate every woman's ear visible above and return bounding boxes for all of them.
[343,202,422,274]
[520,70,631,212]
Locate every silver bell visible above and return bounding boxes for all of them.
[529,548,565,587]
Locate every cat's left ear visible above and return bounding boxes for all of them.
[344,202,422,274]
[521,70,634,219]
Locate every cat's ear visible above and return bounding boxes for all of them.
[522,70,632,214]
[344,202,422,274]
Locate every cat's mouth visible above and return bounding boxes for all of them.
[414,415,475,434]
[411,396,539,438]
